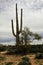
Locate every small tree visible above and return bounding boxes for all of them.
[34,33,41,40]
[21,27,41,45]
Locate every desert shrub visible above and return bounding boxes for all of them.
[28,45,43,53]
[39,63,42,65]
[6,46,15,55]
[0,56,5,61]
[35,53,43,59]
[18,56,31,65]
[14,45,43,55]
[0,46,6,52]
[6,49,15,55]
[5,62,13,65]
[22,56,30,62]
[6,45,43,55]
[14,45,29,55]
[18,61,31,65]
[6,45,30,55]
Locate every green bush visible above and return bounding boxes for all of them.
[6,49,15,55]
[6,46,15,55]
[5,62,13,65]
[35,53,43,59]
[14,46,28,55]
[0,46,6,52]
[18,56,31,65]
[18,61,31,65]
[6,45,43,55]
[22,56,30,62]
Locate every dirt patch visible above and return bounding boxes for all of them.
[0,53,43,65]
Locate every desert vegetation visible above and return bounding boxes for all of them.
[0,3,43,65]
[18,56,31,65]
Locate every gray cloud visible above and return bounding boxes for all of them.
[0,0,43,38]
[0,0,14,12]
[0,0,43,13]
[30,0,43,10]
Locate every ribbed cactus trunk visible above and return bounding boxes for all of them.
[11,3,23,46]
[16,35,19,46]
[16,3,19,45]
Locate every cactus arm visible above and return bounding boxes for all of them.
[11,19,16,37]
[19,9,23,34]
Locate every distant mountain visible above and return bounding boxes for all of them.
[0,32,43,43]
[0,37,16,43]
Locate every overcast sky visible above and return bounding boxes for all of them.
[0,0,43,38]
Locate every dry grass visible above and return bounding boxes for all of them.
[0,52,43,65]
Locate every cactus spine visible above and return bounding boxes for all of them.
[11,3,23,46]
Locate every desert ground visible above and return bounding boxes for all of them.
[0,52,43,65]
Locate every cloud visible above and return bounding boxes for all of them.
[0,0,43,38]
[30,0,43,10]
[0,0,14,12]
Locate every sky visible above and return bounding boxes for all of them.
[0,0,43,40]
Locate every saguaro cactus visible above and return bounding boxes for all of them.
[11,3,23,46]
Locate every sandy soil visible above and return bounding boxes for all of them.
[0,52,43,65]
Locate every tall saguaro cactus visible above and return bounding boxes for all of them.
[11,3,23,46]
